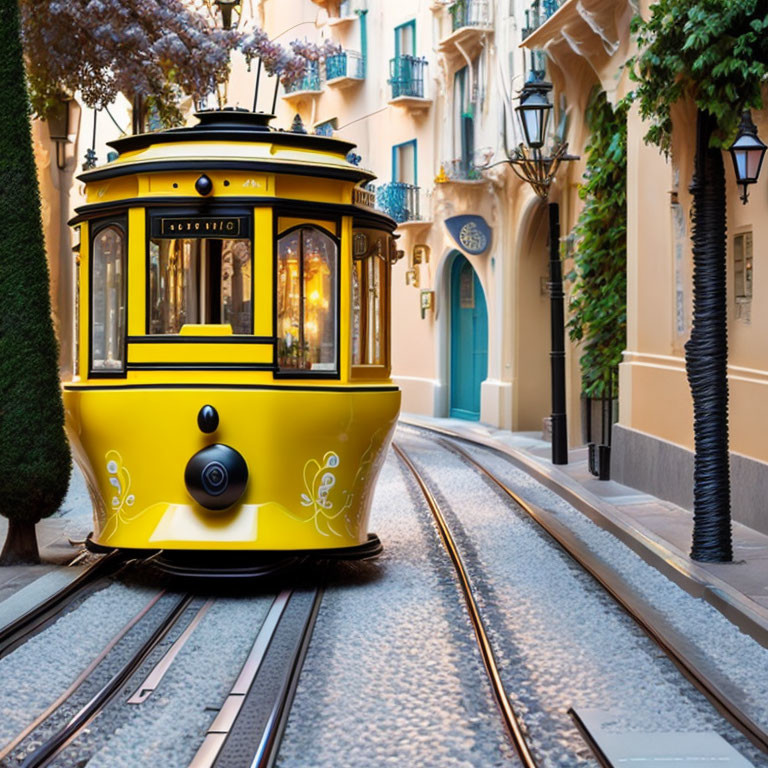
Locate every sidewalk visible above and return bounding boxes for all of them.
[0,466,92,605]
[402,414,768,646]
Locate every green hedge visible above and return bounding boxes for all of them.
[0,0,71,528]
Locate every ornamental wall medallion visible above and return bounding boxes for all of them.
[445,215,492,255]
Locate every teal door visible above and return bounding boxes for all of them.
[450,255,488,420]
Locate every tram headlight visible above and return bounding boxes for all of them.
[185,444,248,511]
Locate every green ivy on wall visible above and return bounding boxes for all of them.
[567,89,628,399]
[631,0,768,151]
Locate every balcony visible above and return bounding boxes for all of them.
[388,55,432,111]
[522,0,564,40]
[436,159,486,185]
[282,61,322,105]
[375,182,428,225]
[438,0,493,58]
[449,0,491,31]
[325,51,365,88]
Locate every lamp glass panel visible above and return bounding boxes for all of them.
[747,148,765,179]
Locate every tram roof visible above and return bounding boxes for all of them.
[78,109,375,185]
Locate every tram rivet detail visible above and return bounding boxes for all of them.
[195,174,213,196]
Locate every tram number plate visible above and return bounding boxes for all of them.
[159,217,245,237]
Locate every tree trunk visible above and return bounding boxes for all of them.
[0,519,41,565]
[685,109,733,562]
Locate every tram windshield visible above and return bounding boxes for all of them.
[276,227,338,373]
[148,238,252,334]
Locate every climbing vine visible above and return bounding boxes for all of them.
[631,0,768,151]
[567,89,628,399]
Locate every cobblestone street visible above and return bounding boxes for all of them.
[1,420,767,767]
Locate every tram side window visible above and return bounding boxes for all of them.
[148,238,252,334]
[91,224,127,373]
[352,229,390,367]
[277,227,338,373]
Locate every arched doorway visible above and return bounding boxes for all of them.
[450,254,488,420]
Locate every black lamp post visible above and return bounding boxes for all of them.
[729,111,767,204]
[506,75,576,466]
[214,0,239,30]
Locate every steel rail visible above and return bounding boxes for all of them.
[0,549,124,659]
[20,593,193,768]
[392,441,539,768]
[189,587,323,768]
[434,434,768,757]
[0,590,166,763]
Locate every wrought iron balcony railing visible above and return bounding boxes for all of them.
[326,50,365,81]
[449,0,491,31]
[522,0,563,39]
[388,55,428,100]
[284,60,322,94]
[438,158,484,182]
[376,182,423,223]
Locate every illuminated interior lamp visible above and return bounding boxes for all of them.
[728,111,766,205]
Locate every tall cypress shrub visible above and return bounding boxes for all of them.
[0,0,71,564]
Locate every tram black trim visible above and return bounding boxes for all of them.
[69,197,396,231]
[78,160,374,185]
[103,120,358,157]
[63,383,399,392]
[125,363,276,371]
[127,335,275,344]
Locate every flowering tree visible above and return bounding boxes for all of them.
[20,0,340,126]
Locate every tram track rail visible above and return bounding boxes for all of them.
[0,550,125,660]
[398,424,768,761]
[392,441,539,768]
[189,586,323,768]
[1,591,193,768]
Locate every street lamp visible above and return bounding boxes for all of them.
[214,0,239,30]
[515,79,552,150]
[504,74,577,466]
[728,111,767,204]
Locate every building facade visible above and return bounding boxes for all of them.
[32,0,768,536]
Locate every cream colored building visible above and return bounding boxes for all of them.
[523,0,768,535]
[33,0,768,535]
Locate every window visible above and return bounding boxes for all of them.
[277,227,338,373]
[91,222,126,373]
[394,20,416,59]
[352,228,392,368]
[454,65,475,175]
[734,231,753,323]
[393,140,417,185]
[148,237,252,334]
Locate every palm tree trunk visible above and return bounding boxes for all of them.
[685,108,733,562]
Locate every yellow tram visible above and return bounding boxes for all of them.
[63,110,400,570]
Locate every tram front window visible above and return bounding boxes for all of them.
[351,229,391,367]
[276,227,338,373]
[91,223,126,372]
[148,238,252,334]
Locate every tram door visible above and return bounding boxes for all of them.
[450,254,488,420]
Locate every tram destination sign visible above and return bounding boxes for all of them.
[156,216,248,238]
